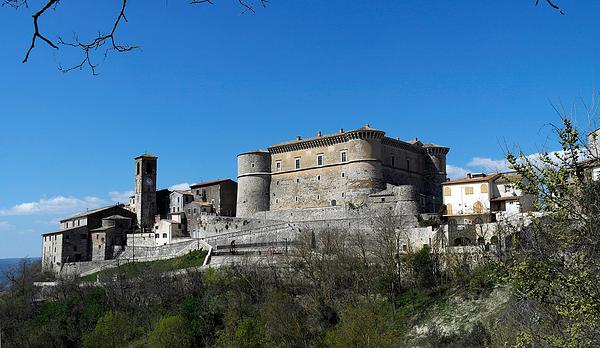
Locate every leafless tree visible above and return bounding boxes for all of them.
[2,0,268,74]
[2,0,563,74]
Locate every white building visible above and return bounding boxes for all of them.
[442,172,535,225]
[152,219,184,246]
[169,190,194,214]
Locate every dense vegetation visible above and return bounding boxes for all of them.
[1,117,599,347]
[0,247,506,348]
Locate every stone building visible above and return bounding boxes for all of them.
[185,201,217,238]
[91,215,134,261]
[190,179,237,217]
[42,205,136,272]
[169,190,194,214]
[236,125,448,218]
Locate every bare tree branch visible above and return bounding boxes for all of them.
[22,0,59,63]
[535,0,564,15]
[56,0,137,74]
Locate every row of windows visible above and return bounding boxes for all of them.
[274,172,345,186]
[443,184,488,196]
[155,233,168,238]
[274,150,348,171]
[274,192,346,204]
[445,201,485,215]
[63,219,83,229]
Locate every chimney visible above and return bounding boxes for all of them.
[317,131,322,137]
[296,136,302,141]
[339,128,345,134]
[467,173,472,179]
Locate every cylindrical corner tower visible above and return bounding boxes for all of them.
[236,151,272,218]
[425,145,449,176]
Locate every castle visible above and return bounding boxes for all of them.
[236,125,448,217]
[42,125,450,274]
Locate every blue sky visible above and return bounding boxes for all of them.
[1,0,599,258]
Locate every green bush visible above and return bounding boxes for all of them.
[83,311,134,348]
[147,315,190,348]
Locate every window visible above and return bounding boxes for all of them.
[145,162,152,174]
[473,201,484,214]
[341,192,345,198]
[341,172,345,178]
[137,162,140,175]
[340,150,348,162]
[317,175,321,181]
[155,234,159,238]
[177,197,180,203]
[295,197,298,202]
[446,204,453,215]
[275,161,282,171]
[406,159,410,171]
[276,181,279,185]
[480,184,488,193]
[317,154,324,166]
[251,162,255,168]
[317,195,320,200]
[390,156,395,167]
[443,187,451,196]
[296,178,300,183]
[275,199,279,203]
[163,233,167,238]
[73,246,77,252]
[331,199,337,206]
[465,187,474,195]
[295,158,301,169]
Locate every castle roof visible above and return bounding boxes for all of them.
[264,125,448,155]
[190,179,236,188]
[134,154,158,160]
[60,205,126,222]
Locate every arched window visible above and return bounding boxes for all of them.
[445,203,453,215]
[443,187,452,196]
[137,162,140,175]
[480,184,488,193]
[145,162,153,174]
[473,201,484,214]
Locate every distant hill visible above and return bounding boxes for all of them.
[0,258,40,287]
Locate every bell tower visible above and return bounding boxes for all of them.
[134,154,158,231]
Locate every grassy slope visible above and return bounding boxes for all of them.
[81,249,208,282]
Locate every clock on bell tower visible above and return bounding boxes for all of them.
[134,154,158,231]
